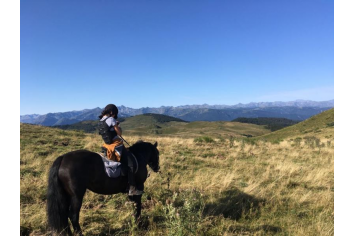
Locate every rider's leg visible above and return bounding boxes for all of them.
[101,146,108,157]
[127,152,139,196]
[114,144,124,162]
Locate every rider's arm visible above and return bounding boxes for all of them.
[114,123,122,137]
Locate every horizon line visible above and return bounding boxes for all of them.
[20,98,334,116]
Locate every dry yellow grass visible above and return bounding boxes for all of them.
[20,123,333,235]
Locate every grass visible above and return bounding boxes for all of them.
[20,109,334,235]
[259,108,334,143]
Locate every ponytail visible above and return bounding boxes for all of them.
[98,104,118,119]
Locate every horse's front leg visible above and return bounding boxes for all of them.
[128,194,142,219]
[134,194,142,219]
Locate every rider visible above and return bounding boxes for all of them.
[98,104,140,196]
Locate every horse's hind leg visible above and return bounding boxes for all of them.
[69,191,85,236]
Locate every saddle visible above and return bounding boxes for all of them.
[99,152,138,178]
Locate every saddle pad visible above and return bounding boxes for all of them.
[103,160,121,178]
[98,154,122,178]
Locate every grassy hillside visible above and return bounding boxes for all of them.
[232,117,300,131]
[169,121,270,138]
[258,108,334,142]
[54,113,271,138]
[122,119,271,138]
[21,116,334,235]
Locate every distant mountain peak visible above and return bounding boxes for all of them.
[20,99,334,126]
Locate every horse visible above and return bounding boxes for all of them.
[46,141,160,236]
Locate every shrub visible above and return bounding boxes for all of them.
[326,122,334,127]
[327,140,332,147]
[242,138,257,146]
[162,190,205,235]
[293,137,302,146]
[303,136,321,148]
[229,136,235,148]
[271,138,283,144]
[194,136,215,143]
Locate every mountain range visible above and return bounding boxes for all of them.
[20,99,334,126]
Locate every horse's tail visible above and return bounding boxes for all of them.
[46,155,70,234]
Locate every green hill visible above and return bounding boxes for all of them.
[53,118,126,133]
[115,114,270,138]
[120,113,186,132]
[232,117,300,131]
[51,113,271,138]
[258,108,334,142]
[141,113,187,123]
[173,121,271,138]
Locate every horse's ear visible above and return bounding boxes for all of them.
[154,141,158,147]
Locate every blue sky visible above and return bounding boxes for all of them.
[20,0,334,115]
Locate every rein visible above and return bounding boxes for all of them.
[119,135,132,147]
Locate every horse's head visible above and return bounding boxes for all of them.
[148,142,160,172]
[129,141,160,172]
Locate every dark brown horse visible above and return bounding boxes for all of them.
[46,141,160,235]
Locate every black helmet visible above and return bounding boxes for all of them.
[99,104,118,119]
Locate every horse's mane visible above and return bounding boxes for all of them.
[128,140,148,152]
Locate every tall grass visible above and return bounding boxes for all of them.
[20,123,334,235]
